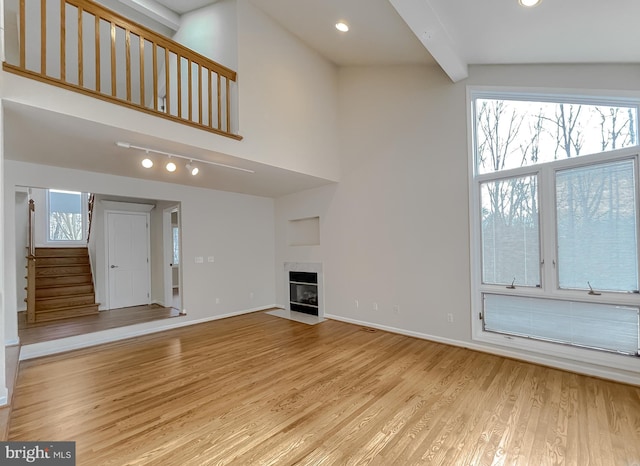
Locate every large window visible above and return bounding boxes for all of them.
[471,91,640,358]
[47,189,87,242]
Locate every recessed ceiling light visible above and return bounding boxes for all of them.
[519,0,541,6]
[335,22,349,32]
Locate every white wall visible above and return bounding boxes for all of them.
[4,160,276,355]
[173,0,237,71]
[236,0,340,180]
[275,63,640,385]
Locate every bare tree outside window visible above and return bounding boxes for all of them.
[48,190,86,242]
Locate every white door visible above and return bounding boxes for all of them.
[107,212,150,309]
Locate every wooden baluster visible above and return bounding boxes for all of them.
[41,0,47,74]
[226,78,231,132]
[19,0,25,68]
[60,0,66,81]
[165,48,170,113]
[207,68,212,128]
[78,6,84,86]
[217,74,221,130]
[188,58,193,121]
[177,56,182,118]
[198,64,203,124]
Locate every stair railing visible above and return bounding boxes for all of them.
[26,199,36,324]
[87,193,95,244]
[3,0,241,139]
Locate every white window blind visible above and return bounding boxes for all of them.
[480,175,540,287]
[483,294,640,356]
[556,159,638,292]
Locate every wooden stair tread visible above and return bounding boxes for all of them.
[35,293,95,302]
[36,302,100,312]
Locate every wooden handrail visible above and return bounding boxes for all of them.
[87,193,95,244]
[26,199,36,324]
[4,0,241,140]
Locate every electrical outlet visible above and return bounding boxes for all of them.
[373,302,378,311]
[195,256,204,263]
[393,305,400,315]
[249,292,254,300]
[207,256,215,263]
[447,313,454,323]
[355,299,359,309]
[215,298,220,304]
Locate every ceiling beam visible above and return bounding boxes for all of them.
[388,0,468,82]
[118,0,181,31]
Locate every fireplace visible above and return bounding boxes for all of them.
[289,272,318,315]
[285,262,323,318]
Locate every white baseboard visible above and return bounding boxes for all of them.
[19,305,277,361]
[324,313,640,386]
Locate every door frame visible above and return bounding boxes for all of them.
[104,207,152,310]
[163,205,181,310]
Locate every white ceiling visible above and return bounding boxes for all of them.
[153,0,640,80]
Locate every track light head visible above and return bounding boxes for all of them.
[186,162,199,176]
[141,158,153,168]
[166,161,177,172]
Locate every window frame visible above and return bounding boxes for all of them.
[45,189,88,245]
[468,86,640,370]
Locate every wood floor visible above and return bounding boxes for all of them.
[18,304,182,345]
[8,311,640,465]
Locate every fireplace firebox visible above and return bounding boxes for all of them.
[289,271,318,316]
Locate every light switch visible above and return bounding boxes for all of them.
[195,256,204,263]
[208,256,215,263]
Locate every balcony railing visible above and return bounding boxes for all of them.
[3,0,241,139]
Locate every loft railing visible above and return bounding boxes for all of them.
[26,199,36,324]
[3,0,241,139]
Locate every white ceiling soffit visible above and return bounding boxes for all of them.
[388,0,468,82]
[118,0,181,30]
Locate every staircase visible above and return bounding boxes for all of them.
[30,247,99,323]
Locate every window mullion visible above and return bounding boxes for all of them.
[539,165,558,294]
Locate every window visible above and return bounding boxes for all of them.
[47,190,87,242]
[470,90,640,359]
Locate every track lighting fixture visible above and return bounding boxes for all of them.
[186,162,199,176]
[116,142,255,174]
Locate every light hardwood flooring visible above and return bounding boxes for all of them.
[18,304,182,345]
[9,311,640,465]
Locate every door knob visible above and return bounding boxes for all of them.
[111,265,118,268]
